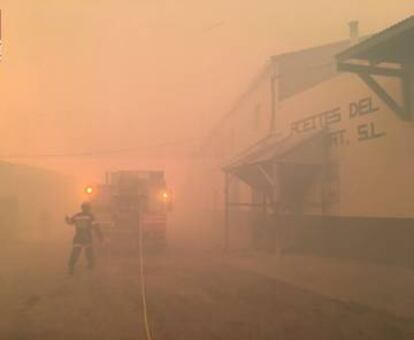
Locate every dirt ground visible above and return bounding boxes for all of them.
[1,232,414,340]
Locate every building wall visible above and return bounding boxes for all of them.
[270,215,414,268]
[208,63,276,162]
[201,63,277,210]
[276,72,414,217]
[0,162,76,237]
[276,40,350,100]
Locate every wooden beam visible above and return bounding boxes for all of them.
[337,62,403,77]
[258,164,274,187]
[358,73,409,120]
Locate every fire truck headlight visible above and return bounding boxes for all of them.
[85,186,94,195]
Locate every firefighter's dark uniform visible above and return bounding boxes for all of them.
[66,211,103,275]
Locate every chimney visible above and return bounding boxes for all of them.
[348,20,359,44]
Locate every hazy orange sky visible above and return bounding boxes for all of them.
[0,0,412,175]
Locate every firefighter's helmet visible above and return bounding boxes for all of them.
[81,202,91,213]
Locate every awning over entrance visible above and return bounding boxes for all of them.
[223,130,328,191]
[336,16,414,120]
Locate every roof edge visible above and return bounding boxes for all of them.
[336,16,414,61]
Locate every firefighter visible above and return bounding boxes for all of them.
[65,202,103,276]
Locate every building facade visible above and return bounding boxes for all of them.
[199,17,414,248]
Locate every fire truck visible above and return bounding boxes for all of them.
[85,171,172,252]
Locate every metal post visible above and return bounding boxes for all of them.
[270,75,276,133]
[262,192,267,214]
[224,172,230,251]
[262,191,267,251]
[402,63,413,121]
[321,164,327,215]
